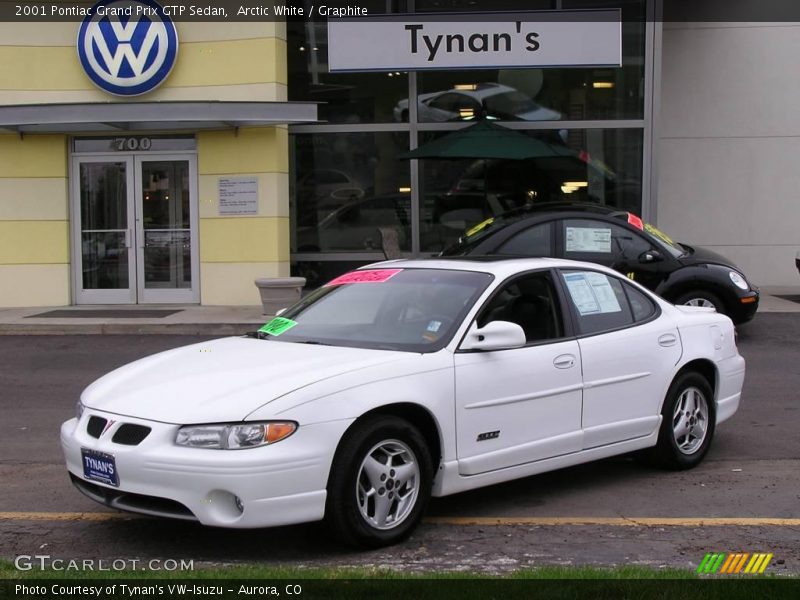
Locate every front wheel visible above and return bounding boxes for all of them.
[325,415,433,548]
[651,372,715,470]
[675,290,725,315]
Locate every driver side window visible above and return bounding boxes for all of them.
[477,272,563,343]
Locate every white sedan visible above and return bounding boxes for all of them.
[61,258,744,547]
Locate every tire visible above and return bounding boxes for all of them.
[675,290,726,315]
[650,372,716,470]
[325,415,433,548]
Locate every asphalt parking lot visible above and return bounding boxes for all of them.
[1,313,798,574]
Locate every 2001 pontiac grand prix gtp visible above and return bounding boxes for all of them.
[61,258,745,547]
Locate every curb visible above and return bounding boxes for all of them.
[0,323,260,335]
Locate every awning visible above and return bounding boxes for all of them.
[0,101,318,134]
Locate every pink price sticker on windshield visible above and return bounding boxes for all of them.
[325,269,403,286]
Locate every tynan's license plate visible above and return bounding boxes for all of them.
[81,448,119,487]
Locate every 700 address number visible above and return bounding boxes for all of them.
[113,137,152,151]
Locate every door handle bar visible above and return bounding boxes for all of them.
[658,333,678,347]
[553,354,576,369]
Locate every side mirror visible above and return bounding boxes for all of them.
[638,249,664,264]
[460,321,526,351]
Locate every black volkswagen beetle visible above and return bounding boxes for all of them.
[441,203,759,324]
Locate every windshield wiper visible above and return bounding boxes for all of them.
[244,332,331,345]
[245,331,277,340]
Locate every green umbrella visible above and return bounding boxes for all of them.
[399,119,577,160]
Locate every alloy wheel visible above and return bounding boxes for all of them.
[672,386,709,455]
[356,439,420,530]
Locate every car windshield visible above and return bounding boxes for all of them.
[641,222,686,258]
[260,268,493,353]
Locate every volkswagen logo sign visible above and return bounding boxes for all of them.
[77,0,178,97]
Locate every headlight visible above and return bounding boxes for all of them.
[175,422,297,450]
[729,271,749,290]
[76,400,84,420]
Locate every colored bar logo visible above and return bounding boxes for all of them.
[697,552,773,574]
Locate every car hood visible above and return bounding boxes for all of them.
[678,245,740,270]
[80,337,408,424]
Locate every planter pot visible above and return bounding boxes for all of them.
[254,277,306,316]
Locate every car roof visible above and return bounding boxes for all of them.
[498,202,624,220]
[360,256,618,280]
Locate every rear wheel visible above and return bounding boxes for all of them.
[325,415,432,548]
[651,372,715,470]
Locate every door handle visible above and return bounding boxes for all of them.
[124,229,132,249]
[658,333,678,347]
[553,354,576,369]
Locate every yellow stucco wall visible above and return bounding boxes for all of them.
[197,127,290,305]
[0,135,69,307]
[0,22,287,104]
[0,38,286,90]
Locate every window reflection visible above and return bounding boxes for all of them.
[291,132,410,252]
[288,3,410,124]
[396,82,562,123]
[82,232,128,289]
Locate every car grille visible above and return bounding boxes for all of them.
[112,424,152,446]
[86,416,152,446]
[86,416,107,438]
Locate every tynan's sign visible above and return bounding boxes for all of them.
[77,0,179,96]
[328,10,621,72]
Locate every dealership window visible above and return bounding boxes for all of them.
[418,129,643,252]
[287,1,410,124]
[288,0,652,285]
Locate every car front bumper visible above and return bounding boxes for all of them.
[729,289,759,324]
[61,410,352,528]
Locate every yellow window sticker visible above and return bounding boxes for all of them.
[644,223,675,245]
[465,218,494,238]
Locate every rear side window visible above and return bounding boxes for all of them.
[624,283,657,322]
[560,270,634,335]
[495,223,552,256]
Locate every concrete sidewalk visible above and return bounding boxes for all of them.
[0,304,268,335]
[0,289,798,335]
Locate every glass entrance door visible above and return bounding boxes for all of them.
[136,156,198,303]
[72,153,198,304]
[72,158,137,304]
